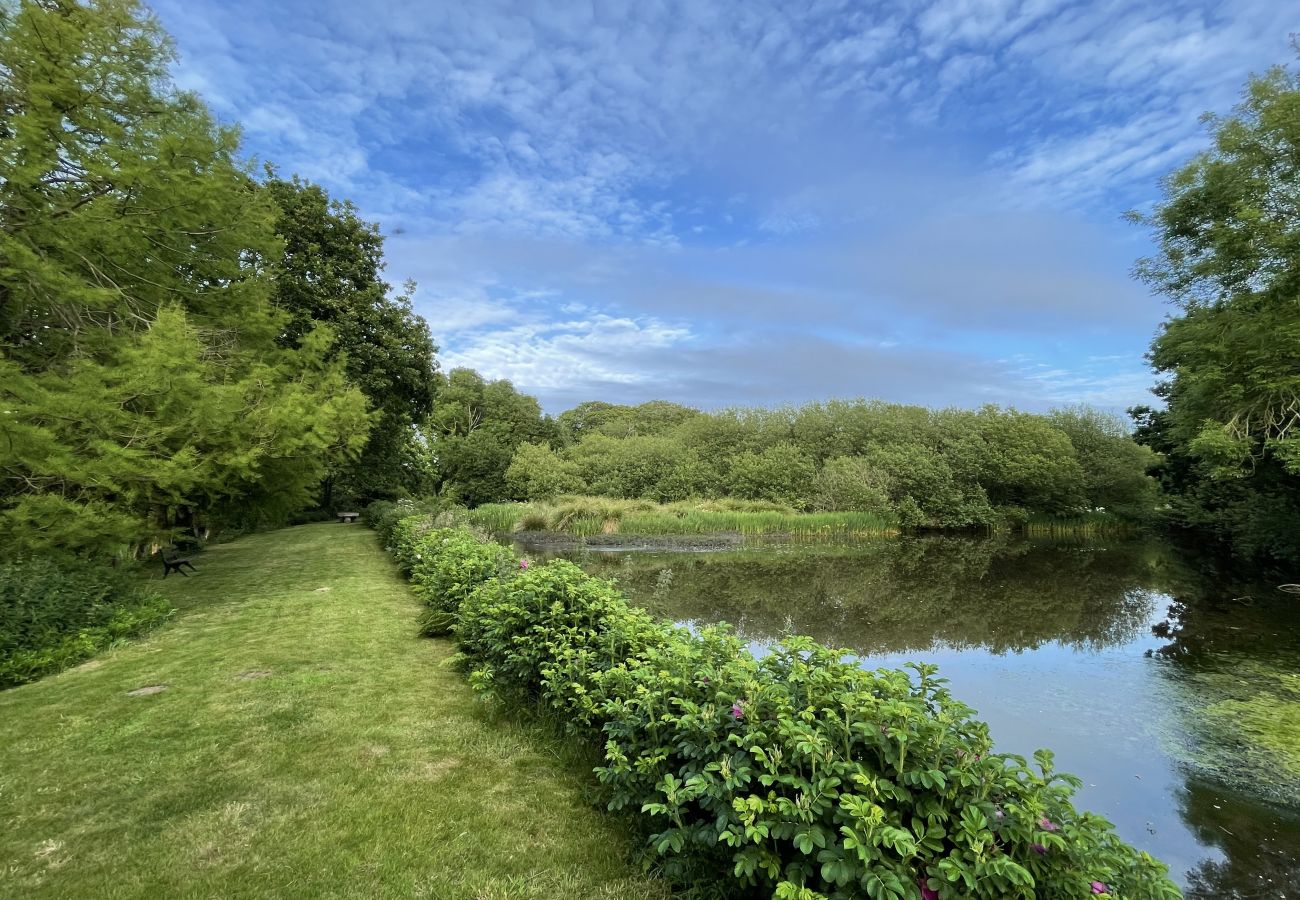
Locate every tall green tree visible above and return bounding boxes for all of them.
[263,176,439,507]
[556,400,700,442]
[0,0,370,554]
[1049,407,1158,518]
[0,0,276,361]
[1130,59,1300,559]
[427,369,553,506]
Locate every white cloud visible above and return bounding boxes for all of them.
[442,314,694,391]
[1005,357,1158,410]
[149,0,1292,413]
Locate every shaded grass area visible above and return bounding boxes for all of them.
[0,524,667,900]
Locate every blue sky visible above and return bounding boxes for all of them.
[152,0,1295,414]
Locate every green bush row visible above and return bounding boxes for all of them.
[367,500,516,636]
[365,498,443,546]
[0,556,172,688]
[384,515,1180,899]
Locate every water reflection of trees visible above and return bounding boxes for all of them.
[1178,774,1300,899]
[1145,552,1300,893]
[547,536,1300,891]
[1147,559,1299,665]
[560,536,1163,655]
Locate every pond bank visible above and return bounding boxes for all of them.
[513,529,747,552]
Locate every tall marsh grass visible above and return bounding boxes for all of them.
[461,498,1136,540]
[463,497,900,538]
[1020,512,1135,538]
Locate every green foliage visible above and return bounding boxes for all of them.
[1,306,370,555]
[402,525,516,636]
[385,520,1180,899]
[725,442,817,507]
[427,369,555,506]
[1130,58,1300,560]
[0,0,273,358]
[964,409,1086,515]
[1048,409,1159,519]
[0,0,372,554]
[0,556,171,687]
[564,433,709,502]
[810,457,894,514]
[857,445,994,529]
[506,442,586,499]
[264,176,440,507]
[501,397,1155,530]
[557,400,703,442]
[364,496,444,547]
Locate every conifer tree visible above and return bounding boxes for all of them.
[0,1,370,554]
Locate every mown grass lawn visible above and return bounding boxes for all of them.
[0,524,668,900]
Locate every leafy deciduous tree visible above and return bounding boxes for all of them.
[1130,59,1300,558]
[0,0,370,553]
[427,369,553,505]
[263,175,439,507]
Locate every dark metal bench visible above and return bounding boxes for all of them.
[162,554,197,578]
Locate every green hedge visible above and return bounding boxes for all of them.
[386,515,1179,900]
[365,497,444,547]
[408,527,515,636]
[0,556,172,688]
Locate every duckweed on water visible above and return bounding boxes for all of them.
[1192,662,1300,803]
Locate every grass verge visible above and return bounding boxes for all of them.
[0,524,667,900]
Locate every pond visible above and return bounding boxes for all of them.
[515,533,1300,897]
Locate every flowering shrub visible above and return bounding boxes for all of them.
[385,515,1181,899]
[387,518,515,636]
[365,498,444,550]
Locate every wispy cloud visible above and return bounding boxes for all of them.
[151,0,1293,414]
[442,314,694,392]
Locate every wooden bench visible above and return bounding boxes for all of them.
[336,511,360,524]
[162,555,197,578]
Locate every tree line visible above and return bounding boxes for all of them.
[466,398,1156,528]
[4,1,1298,563]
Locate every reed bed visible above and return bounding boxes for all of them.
[463,497,899,538]
[1019,513,1134,537]
[461,503,525,534]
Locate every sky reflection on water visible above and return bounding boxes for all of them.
[525,535,1300,896]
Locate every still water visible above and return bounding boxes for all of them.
[518,534,1300,898]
